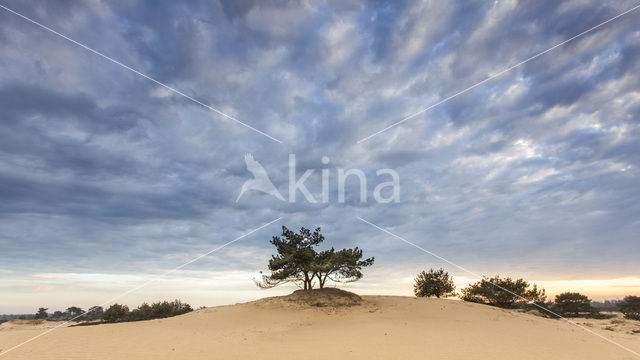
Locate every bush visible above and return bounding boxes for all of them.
[552,292,599,317]
[51,311,65,320]
[102,304,129,323]
[101,300,193,323]
[129,300,193,321]
[149,300,193,319]
[66,306,83,320]
[413,268,456,298]
[128,303,152,321]
[619,296,640,320]
[85,306,104,320]
[34,308,48,320]
[460,276,545,308]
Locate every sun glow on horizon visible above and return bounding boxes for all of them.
[1,271,639,314]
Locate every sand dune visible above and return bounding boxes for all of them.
[1,291,639,359]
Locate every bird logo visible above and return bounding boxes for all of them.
[236,154,285,202]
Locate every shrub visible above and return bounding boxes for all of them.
[102,300,192,323]
[619,296,640,320]
[102,304,129,323]
[51,311,65,320]
[85,306,104,320]
[149,300,193,319]
[552,292,599,317]
[129,300,192,321]
[460,276,545,308]
[34,308,48,320]
[128,303,152,321]
[413,268,456,298]
[66,306,84,320]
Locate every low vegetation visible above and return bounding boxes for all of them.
[34,307,48,319]
[460,276,546,308]
[27,300,191,325]
[411,270,639,321]
[619,296,640,320]
[272,288,362,307]
[103,300,193,323]
[102,304,130,323]
[551,292,600,317]
[413,268,455,298]
[28,306,104,321]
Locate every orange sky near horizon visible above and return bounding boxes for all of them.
[2,272,639,314]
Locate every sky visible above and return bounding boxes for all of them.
[1,0,639,313]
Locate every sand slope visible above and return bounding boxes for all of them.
[1,294,639,359]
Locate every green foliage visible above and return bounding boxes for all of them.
[129,303,152,321]
[258,226,374,290]
[66,306,83,319]
[102,304,129,323]
[104,300,193,323]
[34,307,48,320]
[145,300,193,320]
[413,268,455,298]
[51,311,65,319]
[314,247,374,288]
[460,276,546,308]
[619,296,640,320]
[553,292,599,317]
[260,226,323,290]
[85,306,104,320]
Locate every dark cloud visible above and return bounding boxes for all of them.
[219,0,259,20]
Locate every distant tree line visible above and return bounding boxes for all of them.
[102,300,193,323]
[413,268,640,320]
[33,306,104,321]
[619,296,640,320]
[591,299,624,311]
[0,314,37,321]
[31,300,192,324]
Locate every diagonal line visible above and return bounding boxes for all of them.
[357,216,640,358]
[0,3,282,144]
[357,2,640,144]
[0,217,282,358]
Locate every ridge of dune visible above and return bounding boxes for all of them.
[1,294,639,359]
[249,288,363,308]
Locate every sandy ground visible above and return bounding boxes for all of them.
[1,295,639,359]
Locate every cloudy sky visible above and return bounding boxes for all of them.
[1,0,639,313]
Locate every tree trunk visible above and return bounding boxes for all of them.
[304,272,312,290]
[321,274,328,289]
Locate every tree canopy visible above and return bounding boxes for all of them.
[258,226,374,290]
[102,300,192,323]
[619,295,640,320]
[86,306,104,320]
[413,268,456,298]
[553,292,598,317]
[460,276,545,308]
[34,307,48,319]
[66,306,83,319]
[102,304,129,323]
